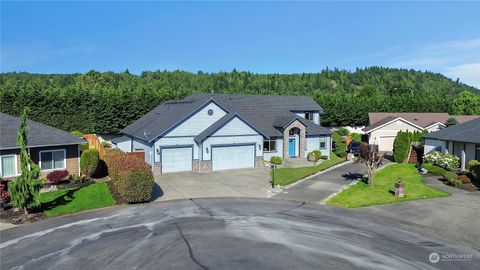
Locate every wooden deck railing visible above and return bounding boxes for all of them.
[83,134,106,160]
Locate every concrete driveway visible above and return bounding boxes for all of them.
[273,161,365,203]
[154,168,273,201]
[2,198,478,269]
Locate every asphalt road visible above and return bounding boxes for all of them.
[1,198,478,270]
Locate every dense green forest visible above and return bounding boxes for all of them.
[1,67,479,134]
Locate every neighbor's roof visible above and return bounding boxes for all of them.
[122,93,331,142]
[423,118,480,144]
[0,112,86,150]
[363,112,480,133]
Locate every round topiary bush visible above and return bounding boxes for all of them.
[105,149,154,203]
[80,149,99,177]
[270,156,283,165]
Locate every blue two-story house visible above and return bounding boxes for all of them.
[112,93,332,174]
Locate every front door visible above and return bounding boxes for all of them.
[289,139,295,157]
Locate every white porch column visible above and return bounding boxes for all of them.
[461,143,466,171]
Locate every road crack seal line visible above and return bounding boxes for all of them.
[189,198,215,219]
[175,223,209,270]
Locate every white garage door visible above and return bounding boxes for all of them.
[379,136,396,152]
[161,147,192,173]
[212,145,255,171]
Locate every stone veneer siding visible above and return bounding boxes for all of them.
[283,120,306,158]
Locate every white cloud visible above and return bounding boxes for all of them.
[445,63,480,89]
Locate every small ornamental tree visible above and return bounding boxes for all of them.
[8,108,44,217]
[356,143,384,186]
[444,117,458,127]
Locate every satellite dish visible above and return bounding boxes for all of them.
[144,129,151,138]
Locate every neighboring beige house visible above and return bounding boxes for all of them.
[363,113,479,152]
[423,118,480,171]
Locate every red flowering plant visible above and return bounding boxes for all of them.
[0,182,10,203]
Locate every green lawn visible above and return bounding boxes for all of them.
[272,153,345,186]
[327,163,449,208]
[40,181,116,217]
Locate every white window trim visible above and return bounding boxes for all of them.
[319,137,327,149]
[263,140,278,153]
[0,154,19,178]
[39,149,67,172]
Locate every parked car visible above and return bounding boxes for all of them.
[348,141,361,155]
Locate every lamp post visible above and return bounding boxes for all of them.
[270,163,276,188]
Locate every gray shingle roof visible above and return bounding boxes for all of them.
[0,113,86,150]
[122,93,331,142]
[423,118,480,144]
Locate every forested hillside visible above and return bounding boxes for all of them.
[1,67,479,134]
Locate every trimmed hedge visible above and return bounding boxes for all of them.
[80,149,99,177]
[105,149,154,203]
[468,160,480,181]
[422,163,461,187]
[393,131,410,163]
[393,130,428,163]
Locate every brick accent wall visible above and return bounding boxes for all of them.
[192,160,200,172]
[255,157,264,168]
[153,163,162,177]
[200,160,212,173]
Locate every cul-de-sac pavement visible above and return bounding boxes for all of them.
[1,162,479,270]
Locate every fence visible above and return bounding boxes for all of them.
[83,134,106,160]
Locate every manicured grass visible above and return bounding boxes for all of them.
[327,163,449,208]
[40,181,116,217]
[272,153,345,186]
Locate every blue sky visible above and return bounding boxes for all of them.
[2,1,480,88]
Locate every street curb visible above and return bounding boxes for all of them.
[281,160,354,191]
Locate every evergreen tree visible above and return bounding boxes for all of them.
[8,108,44,217]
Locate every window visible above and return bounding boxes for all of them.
[0,155,17,177]
[320,137,327,149]
[305,112,314,121]
[40,149,66,171]
[263,140,277,152]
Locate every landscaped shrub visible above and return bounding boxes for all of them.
[308,150,322,163]
[46,170,69,183]
[393,131,410,163]
[468,160,480,181]
[334,149,347,158]
[320,155,329,160]
[105,149,154,203]
[350,133,362,142]
[101,141,111,148]
[422,163,448,177]
[71,130,84,137]
[444,172,461,187]
[270,156,283,165]
[424,151,460,171]
[80,149,99,177]
[336,127,349,136]
[0,181,10,203]
[80,144,89,152]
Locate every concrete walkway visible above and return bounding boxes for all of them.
[0,222,17,231]
[272,161,367,203]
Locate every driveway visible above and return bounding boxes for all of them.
[360,175,480,248]
[273,161,367,203]
[154,168,273,201]
[1,198,478,269]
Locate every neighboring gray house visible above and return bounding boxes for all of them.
[423,118,480,171]
[0,112,86,178]
[112,93,332,174]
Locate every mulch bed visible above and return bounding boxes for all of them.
[54,179,95,190]
[106,180,127,205]
[0,205,47,225]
